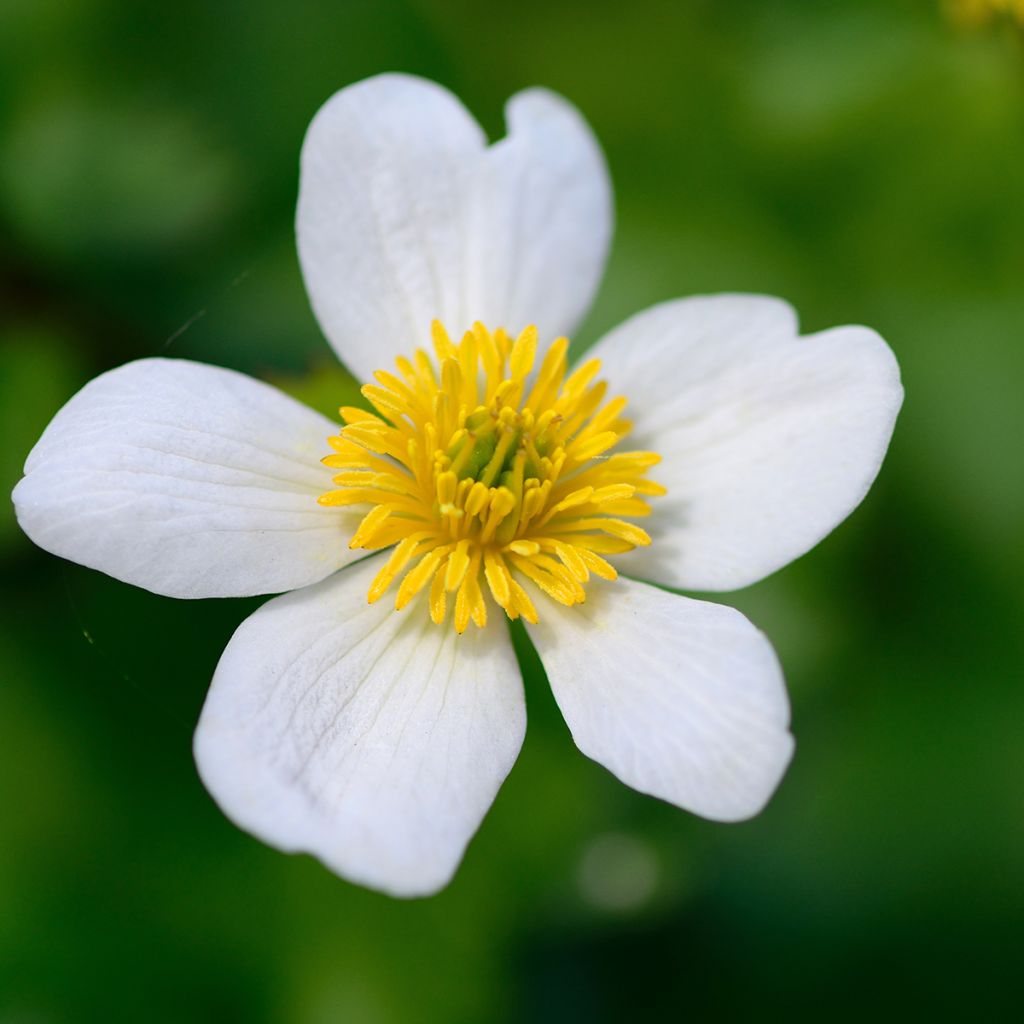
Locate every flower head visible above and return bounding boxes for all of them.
[12,75,902,897]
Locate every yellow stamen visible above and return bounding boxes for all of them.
[319,320,663,631]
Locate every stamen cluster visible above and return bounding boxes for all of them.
[319,321,663,632]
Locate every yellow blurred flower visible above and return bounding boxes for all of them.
[945,0,1024,29]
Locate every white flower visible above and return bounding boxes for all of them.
[11,74,902,897]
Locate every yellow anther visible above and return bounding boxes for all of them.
[552,541,589,582]
[509,325,538,380]
[550,487,594,514]
[569,431,620,465]
[506,539,540,556]
[561,358,602,398]
[396,548,447,609]
[432,319,456,360]
[369,535,427,603]
[340,406,380,424]
[436,470,458,507]
[428,562,447,624]
[577,547,618,581]
[508,578,538,624]
[465,481,490,517]
[445,539,472,591]
[483,549,512,608]
[349,504,391,549]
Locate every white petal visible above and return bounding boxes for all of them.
[527,576,793,822]
[590,294,903,590]
[462,89,612,347]
[194,557,526,897]
[13,358,359,598]
[297,74,611,382]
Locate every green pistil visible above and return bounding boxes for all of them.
[449,408,533,487]
[474,429,507,486]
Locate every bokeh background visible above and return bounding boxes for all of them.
[2,0,1023,1020]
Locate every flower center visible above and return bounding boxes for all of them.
[319,321,664,633]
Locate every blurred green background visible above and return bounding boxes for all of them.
[2,0,1023,1020]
